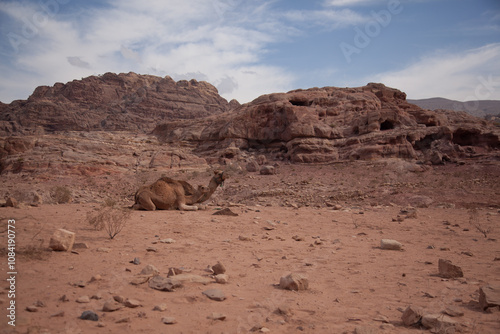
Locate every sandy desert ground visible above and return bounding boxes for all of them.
[1,162,500,334]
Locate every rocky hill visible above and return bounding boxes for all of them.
[154,83,500,165]
[0,72,235,135]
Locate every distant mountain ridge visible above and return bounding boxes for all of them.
[408,98,500,119]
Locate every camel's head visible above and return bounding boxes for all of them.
[197,185,210,194]
[213,170,227,187]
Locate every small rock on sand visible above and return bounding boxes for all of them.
[279,273,309,291]
[380,239,402,250]
[438,259,463,278]
[202,289,226,301]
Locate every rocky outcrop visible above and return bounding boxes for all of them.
[153,83,500,164]
[0,72,231,135]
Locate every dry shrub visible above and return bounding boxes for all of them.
[51,186,72,204]
[87,203,130,239]
[468,208,491,238]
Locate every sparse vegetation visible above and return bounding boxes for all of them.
[87,202,130,239]
[51,186,72,204]
[468,208,491,238]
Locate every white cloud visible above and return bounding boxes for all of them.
[0,0,301,103]
[323,0,382,7]
[369,43,500,101]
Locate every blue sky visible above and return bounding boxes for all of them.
[0,0,499,104]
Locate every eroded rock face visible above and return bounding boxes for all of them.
[0,72,231,135]
[153,83,500,164]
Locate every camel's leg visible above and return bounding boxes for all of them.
[178,203,198,211]
[136,194,156,211]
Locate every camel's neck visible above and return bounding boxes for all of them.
[197,177,220,203]
[207,177,219,194]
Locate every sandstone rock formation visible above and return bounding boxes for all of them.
[0,72,232,135]
[153,83,499,164]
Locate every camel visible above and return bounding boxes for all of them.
[132,170,226,211]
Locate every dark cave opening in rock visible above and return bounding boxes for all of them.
[380,120,394,131]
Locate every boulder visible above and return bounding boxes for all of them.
[49,229,76,252]
[380,239,402,250]
[202,289,226,301]
[479,285,500,311]
[421,313,457,331]
[438,259,464,278]
[260,165,275,175]
[140,264,160,276]
[279,273,309,291]
[401,305,424,327]
[5,197,18,208]
[212,262,226,275]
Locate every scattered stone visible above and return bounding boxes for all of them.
[49,228,76,252]
[421,313,457,331]
[5,197,18,208]
[168,273,213,284]
[97,322,105,327]
[213,208,239,216]
[130,257,141,265]
[246,161,259,172]
[208,312,227,321]
[79,310,99,321]
[113,295,125,303]
[292,235,304,241]
[140,264,160,276]
[130,276,150,285]
[212,262,226,275]
[124,299,142,308]
[96,247,111,253]
[102,301,123,312]
[279,273,309,291]
[167,267,183,277]
[401,305,424,327]
[215,274,229,284]
[202,289,226,301]
[26,305,39,312]
[91,293,102,300]
[260,165,275,175]
[153,303,168,311]
[380,239,402,250]
[146,247,158,252]
[239,235,252,241]
[438,259,464,278]
[50,311,65,318]
[76,296,90,303]
[275,304,293,317]
[34,300,45,308]
[159,238,175,244]
[89,274,102,283]
[479,285,500,311]
[73,242,89,250]
[60,295,70,302]
[162,317,177,324]
[116,317,131,324]
[442,306,464,317]
[148,275,183,292]
[461,251,473,257]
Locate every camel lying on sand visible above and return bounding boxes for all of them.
[133,170,226,211]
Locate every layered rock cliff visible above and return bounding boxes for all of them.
[153,83,500,164]
[0,72,234,134]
